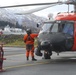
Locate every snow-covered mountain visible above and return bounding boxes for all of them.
[0,8,47,32]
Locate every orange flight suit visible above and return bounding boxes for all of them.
[24,34,38,60]
[0,44,5,72]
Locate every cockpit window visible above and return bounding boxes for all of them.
[51,23,59,32]
[62,22,74,35]
[50,21,74,35]
[39,21,74,36]
[41,23,52,32]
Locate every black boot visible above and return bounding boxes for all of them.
[26,57,29,61]
[32,57,37,61]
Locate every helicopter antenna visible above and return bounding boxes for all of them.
[68,4,69,13]
[74,4,76,13]
[65,0,76,13]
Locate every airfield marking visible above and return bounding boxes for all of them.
[4,61,50,70]
[4,53,50,70]
[5,54,24,57]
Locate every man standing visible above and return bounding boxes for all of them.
[0,43,5,72]
[24,29,38,61]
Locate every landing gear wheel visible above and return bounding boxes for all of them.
[44,52,50,59]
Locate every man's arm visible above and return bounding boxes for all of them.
[33,34,38,37]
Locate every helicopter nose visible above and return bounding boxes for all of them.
[41,40,51,50]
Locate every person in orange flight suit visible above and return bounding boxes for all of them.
[0,43,6,72]
[24,29,38,61]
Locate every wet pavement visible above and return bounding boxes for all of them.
[1,47,76,75]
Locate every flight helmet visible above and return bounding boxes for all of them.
[26,28,32,34]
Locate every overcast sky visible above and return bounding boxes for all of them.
[0,0,74,18]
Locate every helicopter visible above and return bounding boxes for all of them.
[0,0,76,59]
[35,0,76,59]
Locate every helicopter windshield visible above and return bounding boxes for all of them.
[40,23,52,32]
[39,21,74,36]
[51,21,74,35]
[51,23,59,32]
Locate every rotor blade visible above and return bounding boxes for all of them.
[0,2,63,8]
[15,4,59,15]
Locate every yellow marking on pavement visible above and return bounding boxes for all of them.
[4,52,50,70]
[4,61,50,70]
[5,54,24,57]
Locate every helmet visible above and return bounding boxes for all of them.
[26,28,32,34]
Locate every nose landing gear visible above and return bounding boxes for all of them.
[44,51,52,59]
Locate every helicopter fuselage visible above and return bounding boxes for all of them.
[35,13,76,59]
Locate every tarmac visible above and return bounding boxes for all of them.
[1,47,76,75]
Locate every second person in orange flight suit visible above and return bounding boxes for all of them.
[24,29,38,61]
